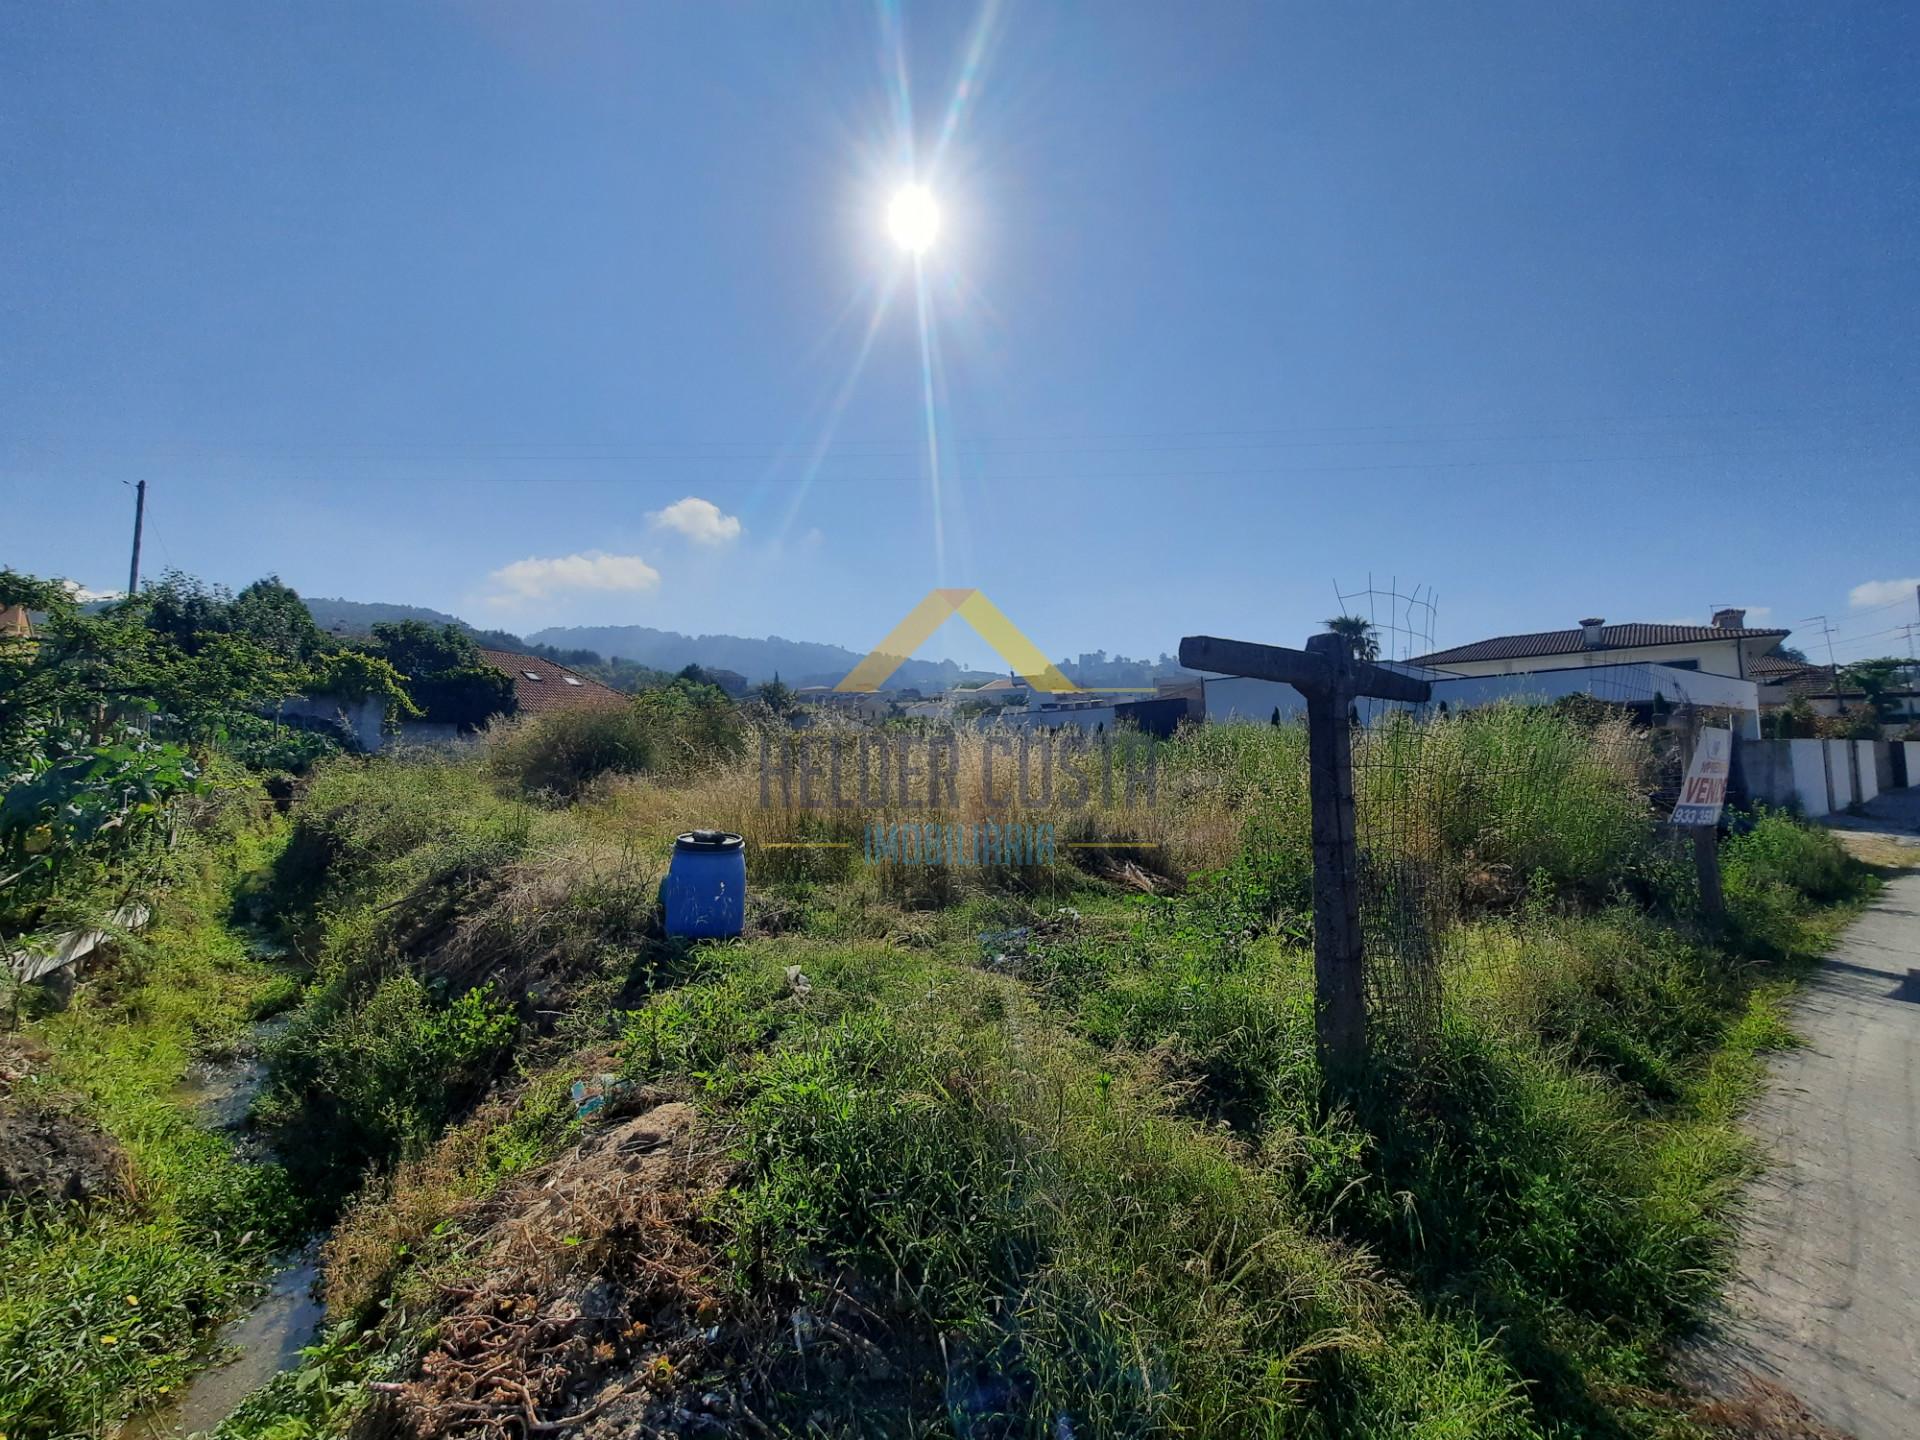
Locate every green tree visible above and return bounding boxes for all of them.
[143,570,235,654]
[370,620,479,678]
[229,576,326,661]
[366,621,514,730]
[0,573,193,927]
[1322,614,1380,661]
[1839,656,1913,722]
[754,673,797,716]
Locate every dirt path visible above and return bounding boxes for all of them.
[1693,797,1920,1437]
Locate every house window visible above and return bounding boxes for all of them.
[563,676,583,686]
[1664,660,1699,671]
[523,671,543,681]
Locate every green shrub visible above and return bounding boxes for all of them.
[1723,807,1856,904]
[259,976,518,1197]
[484,682,744,799]
[484,706,661,798]
[1720,808,1864,953]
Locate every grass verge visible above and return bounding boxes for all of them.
[1,781,309,1440]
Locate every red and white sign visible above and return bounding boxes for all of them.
[1671,726,1733,827]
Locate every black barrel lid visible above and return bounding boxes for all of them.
[675,829,745,853]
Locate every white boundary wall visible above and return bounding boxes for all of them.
[1790,739,1831,816]
[1855,740,1880,804]
[1203,661,1762,732]
[1204,676,1308,725]
[1826,740,1855,808]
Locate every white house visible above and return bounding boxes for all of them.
[1407,609,1788,682]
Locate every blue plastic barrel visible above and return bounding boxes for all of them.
[662,830,746,938]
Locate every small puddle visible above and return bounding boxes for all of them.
[117,1249,325,1440]
[170,1016,288,1150]
[172,1055,269,1133]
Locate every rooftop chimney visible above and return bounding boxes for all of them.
[1579,617,1605,648]
[1711,607,1746,630]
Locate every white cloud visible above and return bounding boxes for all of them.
[647,496,741,546]
[486,550,661,603]
[1850,577,1920,609]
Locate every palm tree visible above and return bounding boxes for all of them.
[1322,614,1379,661]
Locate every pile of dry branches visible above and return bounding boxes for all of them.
[390,1101,733,1439]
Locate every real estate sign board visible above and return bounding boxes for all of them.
[1670,726,1733,827]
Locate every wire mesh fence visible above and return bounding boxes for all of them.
[1340,651,1727,1059]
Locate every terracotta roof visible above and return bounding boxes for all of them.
[1750,653,1820,679]
[477,648,629,715]
[1410,622,1790,667]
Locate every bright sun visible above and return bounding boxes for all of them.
[886,184,940,254]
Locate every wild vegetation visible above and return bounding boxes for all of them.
[0,571,1887,1439]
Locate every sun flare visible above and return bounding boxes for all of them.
[886,184,940,254]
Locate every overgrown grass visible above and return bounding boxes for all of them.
[606,938,1533,1436]
[18,708,1875,1439]
[1,779,309,1440]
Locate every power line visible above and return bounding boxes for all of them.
[6,404,1919,464]
[1800,615,1842,675]
[41,439,1909,488]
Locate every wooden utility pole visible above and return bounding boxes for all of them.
[1178,631,1431,1082]
[1693,826,1725,926]
[126,479,147,597]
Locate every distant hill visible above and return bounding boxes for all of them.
[304,596,470,636]
[526,624,994,690]
[298,602,1190,693]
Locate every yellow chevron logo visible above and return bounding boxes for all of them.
[836,589,1080,694]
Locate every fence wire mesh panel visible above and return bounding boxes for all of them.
[1174,623,1724,1073]
[1346,661,1679,1060]
[1349,701,1449,1055]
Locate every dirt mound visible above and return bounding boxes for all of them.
[383,1100,737,1439]
[0,1095,127,1205]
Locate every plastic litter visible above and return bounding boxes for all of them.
[570,1073,631,1120]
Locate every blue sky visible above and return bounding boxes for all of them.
[5,1,1917,670]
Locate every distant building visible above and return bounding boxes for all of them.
[1750,652,1827,705]
[0,604,31,639]
[1197,611,1777,735]
[1409,609,1789,681]
[794,686,891,721]
[1758,657,1920,726]
[476,647,629,715]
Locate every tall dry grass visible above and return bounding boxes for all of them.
[551,703,1658,910]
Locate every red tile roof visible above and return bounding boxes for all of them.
[477,648,629,715]
[1410,622,1789,667]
